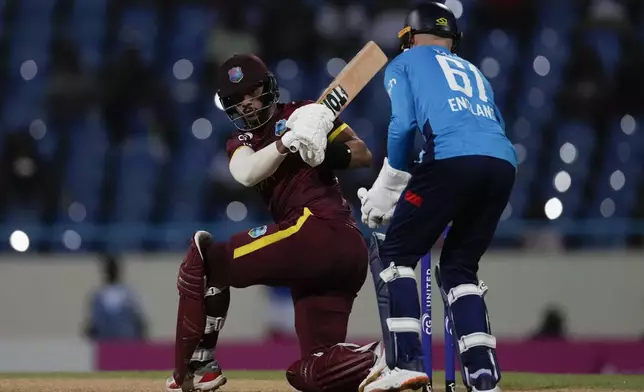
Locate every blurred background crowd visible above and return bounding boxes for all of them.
[0,0,642,363]
[1,0,644,253]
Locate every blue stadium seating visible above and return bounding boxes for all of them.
[2,0,644,250]
[583,28,621,77]
[0,0,6,36]
[59,116,109,226]
[66,0,108,71]
[540,121,596,220]
[474,29,519,112]
[581,115,644,246]
[105,134,163,251]
[506,117,540,219]
[3,0,54,129]
[117,6,158,64]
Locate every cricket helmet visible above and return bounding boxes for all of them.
[216,53,280,131]
[398,1,462,53]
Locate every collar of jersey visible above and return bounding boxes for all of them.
[424,44,449,53]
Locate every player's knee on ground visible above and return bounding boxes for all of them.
[292,293,355,357]
[286,343,376,392]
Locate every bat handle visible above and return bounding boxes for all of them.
[288,140,300,153]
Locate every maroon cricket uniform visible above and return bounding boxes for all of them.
[226,100,356,225]
[173,54,376,392]
[205,100,369,356]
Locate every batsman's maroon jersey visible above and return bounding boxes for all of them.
[225,100,356,226]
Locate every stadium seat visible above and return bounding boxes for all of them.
[105,135,163,251]
[3,0,53,129]
[117,6,158,64]
[581,115,644,246]
[474,29,519,111]
[537,0,579,36]
[583,28,621,77]
[539,120,596,219]
[66,0,108,71]
[47,117,109,251]
[506,116,540,219]
[58,117,109,226]
[0,0,6,36]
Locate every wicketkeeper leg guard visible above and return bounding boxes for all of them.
[173,231,210,386]
[369,233,423,371]
[436,264,500,391]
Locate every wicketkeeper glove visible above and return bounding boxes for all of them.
[357,158,411,228]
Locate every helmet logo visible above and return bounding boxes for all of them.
[228,66,244,83]
[436,17,449,26]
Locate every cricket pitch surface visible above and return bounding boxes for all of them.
[1,371,643,392]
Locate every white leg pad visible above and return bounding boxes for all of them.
[458,332,496,354]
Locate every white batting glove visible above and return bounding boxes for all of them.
[281,131,303,152]
[281,128,326,167]
[285,103,334,153]
[297,142,326,168]
[357,158,411,228]
[287,103,335,135]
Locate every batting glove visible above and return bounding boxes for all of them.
[284,103,334,155]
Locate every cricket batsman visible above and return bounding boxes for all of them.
[166,53,380,392]
[357,3,516,392]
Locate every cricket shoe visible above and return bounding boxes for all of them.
[471,374,500,392]
[166,360,227,392]
[362,366,429,392]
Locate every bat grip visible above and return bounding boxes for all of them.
[288,140,300,153]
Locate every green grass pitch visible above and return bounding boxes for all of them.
[1,371,644,390]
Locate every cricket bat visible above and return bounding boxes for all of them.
[288,41,388,152]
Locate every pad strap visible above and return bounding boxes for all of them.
[190,348,213,362]
[446,281,488,306]
[379,264,416,282]
[458,332,497,354]
[205,286,228,297]
[205,316,226,334]
[386,318,421,334]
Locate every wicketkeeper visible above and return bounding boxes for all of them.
[357,3,517,392]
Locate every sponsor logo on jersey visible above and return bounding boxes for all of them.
[248,225,268,239]
[274,119,287,136]
[228,66,244,83]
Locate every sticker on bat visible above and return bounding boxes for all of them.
[321,86,349,116]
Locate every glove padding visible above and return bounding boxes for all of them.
[357,158,411,228]
[283,103,335,167]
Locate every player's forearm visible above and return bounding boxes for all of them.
[229,142,288,187]
[345,139,372,169]
[322,138,372,170]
